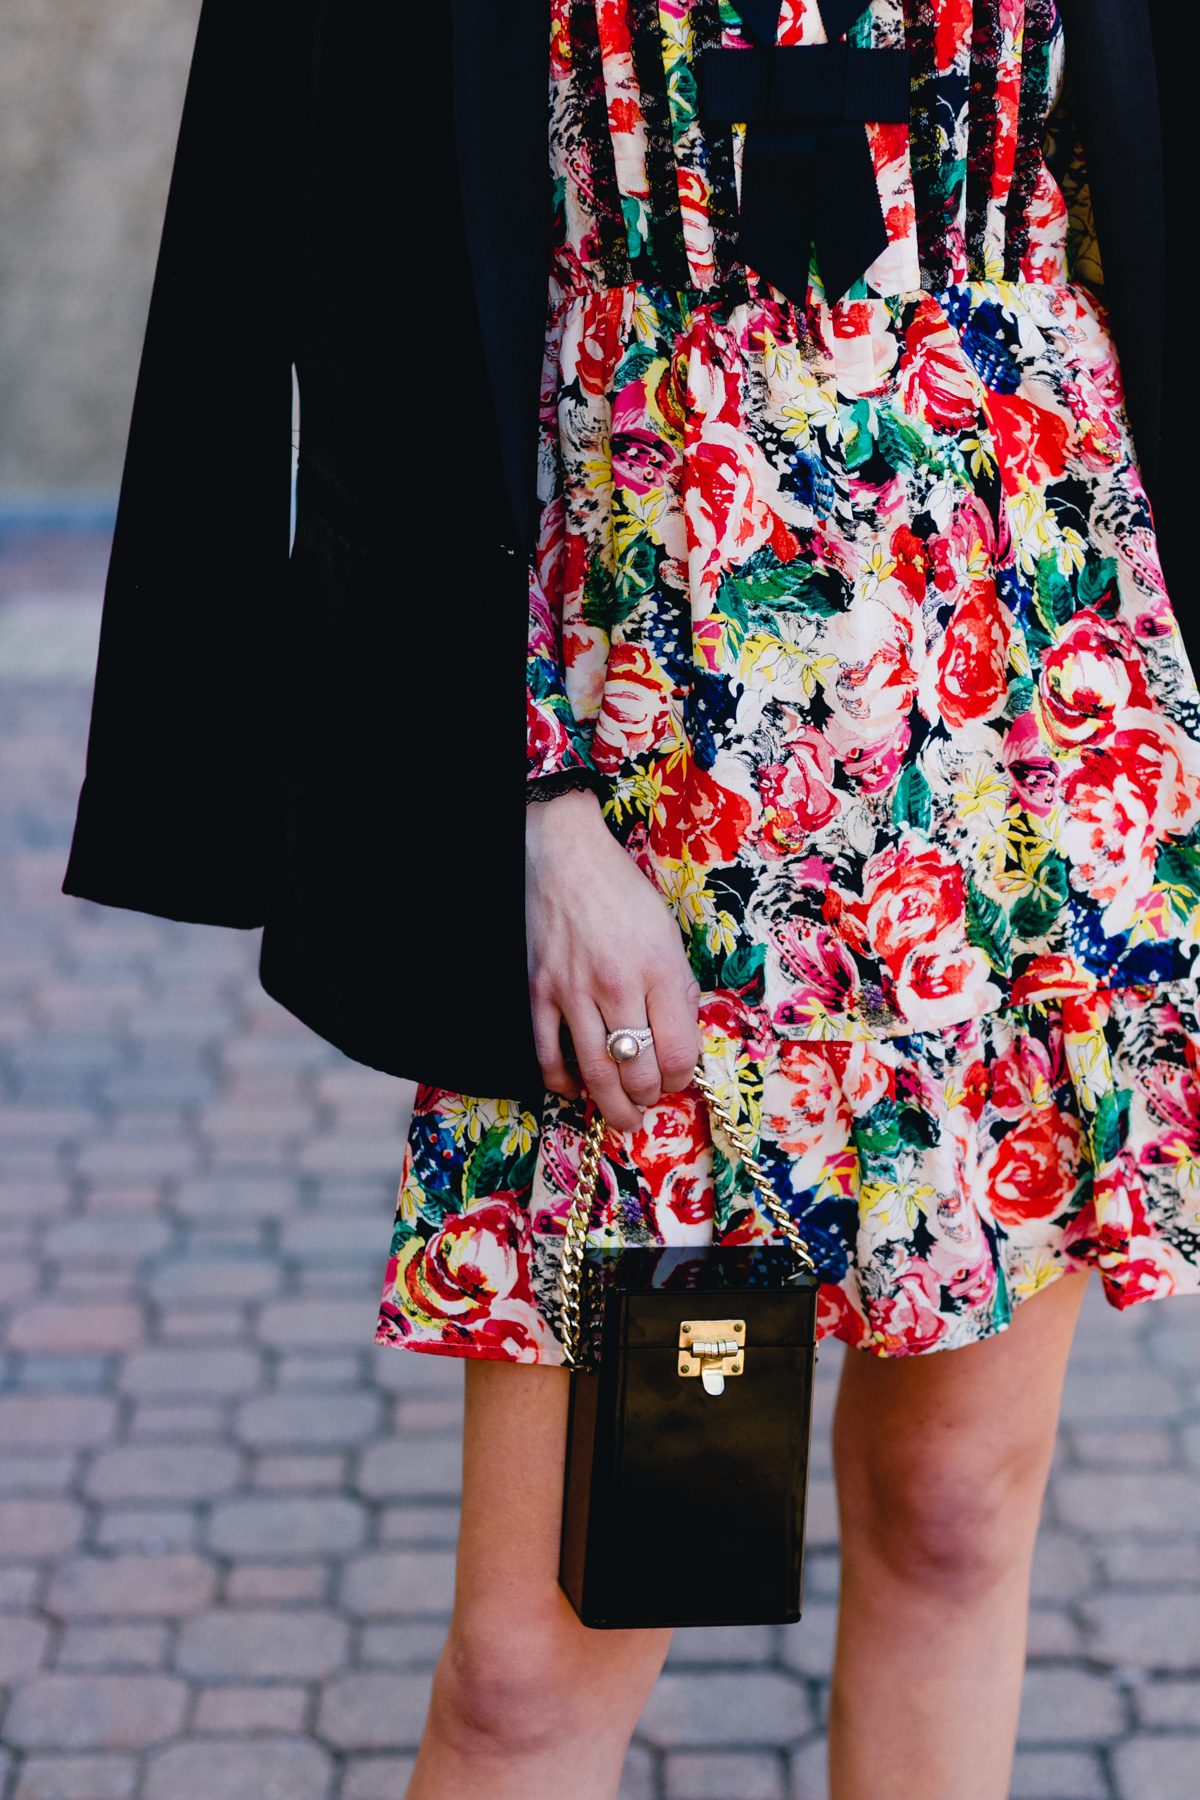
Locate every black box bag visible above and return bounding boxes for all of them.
[558,1067,820,1630]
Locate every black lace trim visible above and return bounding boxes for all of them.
[526,769,609,805]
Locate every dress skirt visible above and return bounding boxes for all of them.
[378,0,1200,1360]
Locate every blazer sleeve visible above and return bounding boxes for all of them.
[63,0,299,926]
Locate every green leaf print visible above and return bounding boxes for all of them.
[615,343,661,389]
[730,546,841,617]
[1002,675,1035,719]
[1090,1089,1123,1171]
[1034,553,1075,635]
[892,763,932,832]
[1155,839,1200,913]
[722,941,766,1001]
[582,555,619,634]
[613,530,659,623]
[853,1095,900,1156]
[463,1122,533,1204]
[840,398,876,470]
[714,569,750,653]
[1009,852,1068,939]
[876,410,937,473]
[966,879,1012,975]
[1077,553,1120,615]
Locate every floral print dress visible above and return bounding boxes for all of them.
[378,0,1200,1362]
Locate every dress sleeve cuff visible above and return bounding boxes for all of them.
[525,768,610,806]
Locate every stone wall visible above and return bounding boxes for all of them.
[0,0,201,498]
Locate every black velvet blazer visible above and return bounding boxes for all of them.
[64,0,1193,1100]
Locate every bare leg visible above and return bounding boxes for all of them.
[406,1360,671,1800]
[829,1271,1088,1800]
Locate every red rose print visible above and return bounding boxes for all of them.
[898,298,980,432]
[755,727,841,853]
[935,578,1010,727]
[1038,610,1151,749]
[987,1110,1082,1225]
[983,391,1070,492]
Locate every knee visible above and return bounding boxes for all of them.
[843,1446,1044,1605]
[432,1610,571,1756]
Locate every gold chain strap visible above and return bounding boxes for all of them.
[558,1063,817,1369]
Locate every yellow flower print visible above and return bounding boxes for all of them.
[1012,1251,1062,1298]
[857,542,898,602]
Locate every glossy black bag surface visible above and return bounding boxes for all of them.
[560,1247,818,1630]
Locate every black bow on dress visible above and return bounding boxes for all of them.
[700,0,910,303]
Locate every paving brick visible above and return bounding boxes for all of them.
[253,1454,346,1492]
[1069,1428,1173,1468]
[208,1497,366,1558]
[0,1395,117,1448]
[84,1185,164,1216]
[193,1685,309,1733]
[1080,1591,1200,1669]
[86,1445,241,1503]
[379,1505,461,1546]
[637,1673,810,1749]
[257,1297,379,1347]
[1053,1470,1200,1533]
[780,1605,838,1678]
[176,1607,348,1679]
[148,1256,281,1303]
[0,1613,50,1679]
[1099,1538,1200,1586]
[0,1499,82,1557]
[0,1454,77,1497]
[143,1738,334,1800]
[173,1177,298,1222]
[358,1621,449,1667]
[276,1352,361,1390]
[130,1402,224,1440]
[788,1736,829,1800]
[119,1347,262,1397]
[357,1438,461,1500]
[95,1509,196,1553]
[1017,1668,1125,1744]
[159,1306,248,1341]
[3,1674,188,1749]
[804,1479,838,1549]
[1026,1608,1082,1656]
[665,1751,785,1798]
[1111,1736,1200,1800]
[12,1755,138,1800]
[57,1623,167,1670]
[0,1566,40,1608]
[297,1135,407,1177]
[340,1550,456,1617]
[1008,1748,1108,1798]
[226,1563,327,1604]
[235,1392,381,1450]
[1135,1680,1200,1728]
[665,1626,774,1666]
[6,1304,143,1353]
[340,1757,419,1800]
[16,1353,112,1394]
[41,1218,172,1263]
[1058,1369,1180,1423]
[396,1395,465,1433]
[280,1216,389,1259]
[316,1670,434,1750]
[46,1553,216,1619]
[618,1743,659,1799]
[1030,1532,1094,1603]
[0,1256,39,1302]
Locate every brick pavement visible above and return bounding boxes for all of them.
[0,529,1199,1799]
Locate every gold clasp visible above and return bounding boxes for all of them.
[677,1319,746,1396]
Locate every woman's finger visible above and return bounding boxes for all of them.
[564,997,649,1135]
[531,992,580,1099]
[646,972,703,1095]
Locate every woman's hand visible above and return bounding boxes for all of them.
[526,788,702,1133]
